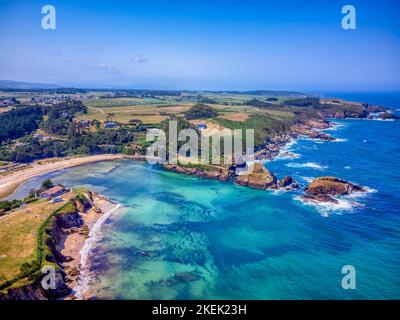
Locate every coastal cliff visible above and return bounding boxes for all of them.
[0,204,82,300]
[0,190,117,300]
[161,118,333,191]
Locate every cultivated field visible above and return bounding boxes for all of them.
[79,94,293,125]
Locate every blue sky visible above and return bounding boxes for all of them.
[0,0,399,91]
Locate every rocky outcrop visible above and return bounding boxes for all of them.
[304,119,331,130]
[278,176,298,190]
[366,105,386,113]
[279,176,294,187]
[305,176,365,196]
[302,176,366,203]
[330,109,369,119]
[163,163,233,181]
[254,135,293,160]
[291,124,335,141]
[378,112,399,120]
[306,131,335,141]
[235,163,277,190]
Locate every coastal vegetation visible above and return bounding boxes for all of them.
[0,187,102,296]
[0,106,43,143]
[0,90,392,166]
[0,196,37,216]
[184,103,218,120]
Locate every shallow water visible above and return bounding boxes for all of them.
[9,118,400,299]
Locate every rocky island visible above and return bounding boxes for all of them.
[301,176,366,204]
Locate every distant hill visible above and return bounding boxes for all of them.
[0,80,60,89]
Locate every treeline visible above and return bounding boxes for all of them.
[184,104,218,120]
[246,98,279,108]
[0,99,138,162]
[40,101,87,135]
[0,106,44,143]
[0,101,87,143]
[246,97,322,109]
[285,97,321,108]
[0,197,37,217]
[0,126,135,163]
[107,89,182,98]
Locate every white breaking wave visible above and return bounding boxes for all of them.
[275,138,301,160]
[294,183,375,217]
[294,195,362,217]
[277,151,301,160]
[286,162,328,171]
[347,186,377,199]
[322,122,348,132]
[299,176,315,183]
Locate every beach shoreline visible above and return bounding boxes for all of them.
[60,192,121,300]
[0,154,125,199]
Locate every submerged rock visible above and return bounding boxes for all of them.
[235,163,277,190]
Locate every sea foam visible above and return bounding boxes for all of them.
[286,162,328,171]
[294,195,362,217]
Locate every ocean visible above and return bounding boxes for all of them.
[319,91,400,109]
[8,98,400,299]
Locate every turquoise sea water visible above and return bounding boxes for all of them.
[9,118,400,299]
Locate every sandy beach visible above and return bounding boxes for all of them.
[61,193,121,299]
[0,154,124,199]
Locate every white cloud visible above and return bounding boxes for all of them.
[97,63,109,70]
[130,54,148,64]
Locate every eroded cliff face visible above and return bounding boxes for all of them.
[1,281,47,300]
[1,194,96,300]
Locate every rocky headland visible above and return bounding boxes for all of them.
[0,190,119,300]
[235,163,278,190]
[163,163,232,181]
